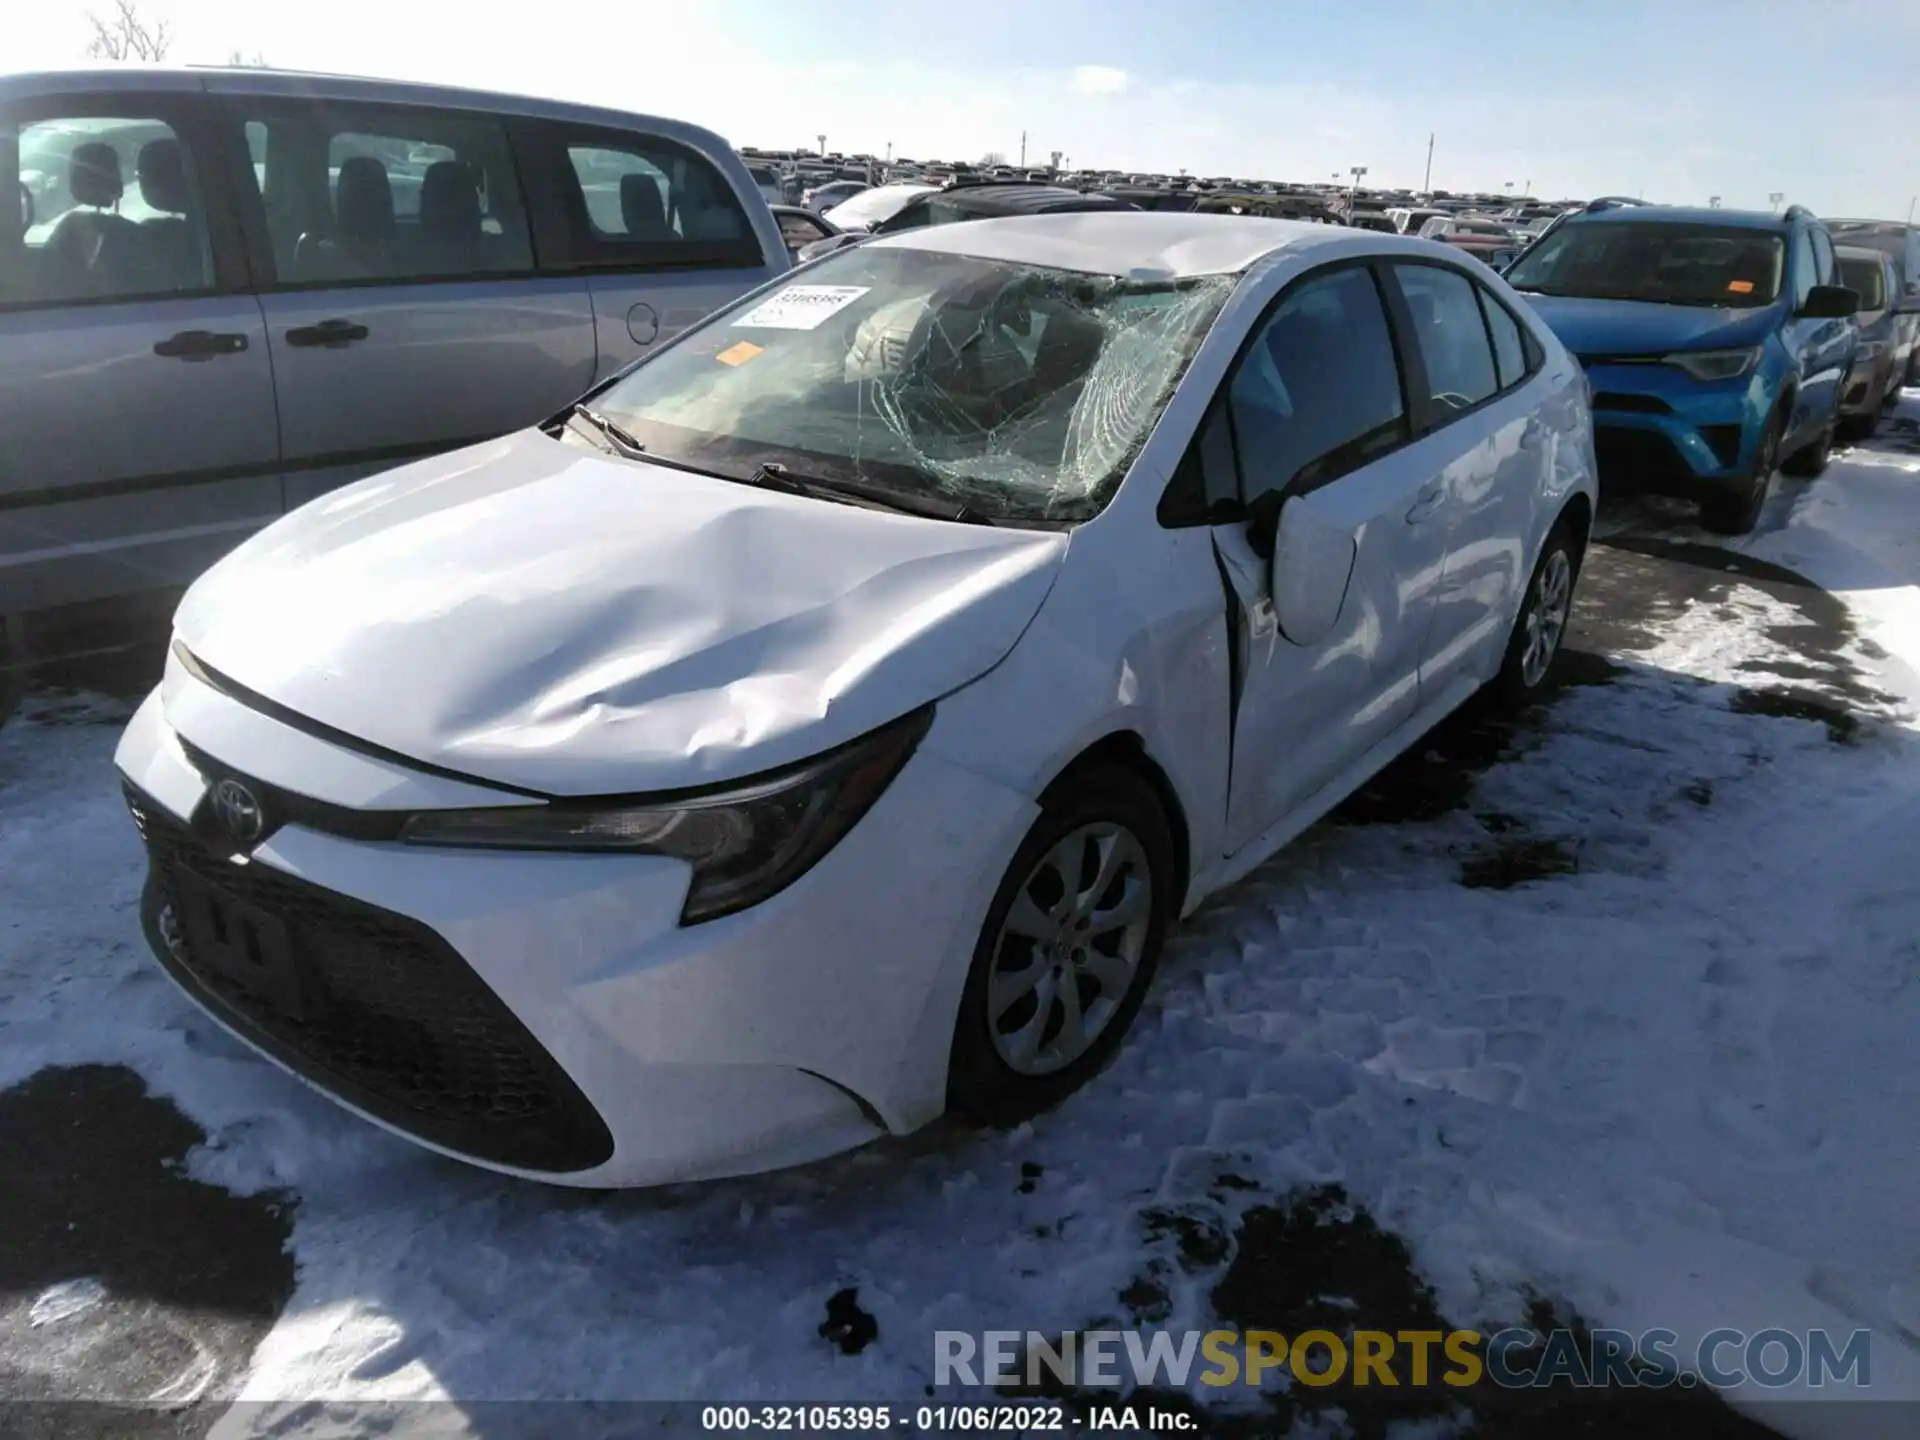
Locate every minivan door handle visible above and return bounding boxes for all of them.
[153,329,249,361]
[285,319,370,349]
[1406,485,1447,523]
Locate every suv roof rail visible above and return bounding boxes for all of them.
[938,175,1066,193]
[1779,202,1814,222]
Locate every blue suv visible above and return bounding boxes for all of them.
[1504,202,1859,534]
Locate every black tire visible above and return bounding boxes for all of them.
[1836,413,1873,445]
[947,761,1176,1125]
[0,619,24,732]
[1781,410,1835,478]
[1486,519,1583,711]
[1700,409,1785,535]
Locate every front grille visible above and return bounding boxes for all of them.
[126,784,615,1174]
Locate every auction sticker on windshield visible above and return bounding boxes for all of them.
[734,285,870,330]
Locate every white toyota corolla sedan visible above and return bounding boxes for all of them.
[115,212,1597,1186]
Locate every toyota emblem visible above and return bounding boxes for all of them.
[210,777,265,845]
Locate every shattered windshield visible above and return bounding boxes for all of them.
[591,245,1236,524]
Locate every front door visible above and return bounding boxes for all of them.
[0,92,278,615]
[1209,261,1449,855]
[210,87,599,509]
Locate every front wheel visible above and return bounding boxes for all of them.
[1486,522,1581,711]
[1700,411,1783,535]
[947,763,1176,1124]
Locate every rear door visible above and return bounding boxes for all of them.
[0,87,278,615]
[510,118,787,383]
[1380,260,1545,706]
[209,85,599,509]
[1207,261,1440,852]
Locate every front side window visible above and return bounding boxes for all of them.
[775,210,829,250]
[4,113,213,306]
[590,245,1235,524]
[1506,221,1787,307]
[1226,264,1406,501]
[1393,263,1499,416]
[234,100,532,285]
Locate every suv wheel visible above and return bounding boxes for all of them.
[1781,411,1836,478]
[947,762,1175,1124]
[1700,410,1783,535]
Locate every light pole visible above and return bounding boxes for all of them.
[1423,132,1434,193]
[1349,165,1367,213]
[1769,191,1784,208]
[1709,195,1722,209]
[817,133,827,157]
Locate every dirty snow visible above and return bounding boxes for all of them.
[3,396,1920,1437]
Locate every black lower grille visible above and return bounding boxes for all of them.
[1592,392,1671,415]
[1700,424,1745,469]
[126,783,614,1174]
[1593,426,1693,481]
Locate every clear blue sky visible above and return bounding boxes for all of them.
[15,0,1920,216]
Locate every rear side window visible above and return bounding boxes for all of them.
[230,100,533,286]
[1227,263,1407,501]
[1477,286,1530,390]
[1391,263,1499,418]
[520,121,763,272]
[4,111,215,307]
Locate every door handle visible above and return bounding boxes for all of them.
[153,329,249,361]
[285,319,370,348]
[1406,486,1447,523]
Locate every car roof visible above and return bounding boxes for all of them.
[867,210,1395,277]
[1573,204,1793,232]
[944,184,1133,218]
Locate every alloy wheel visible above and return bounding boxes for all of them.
[986,822,1154,1076]
[1519,547,1573,689]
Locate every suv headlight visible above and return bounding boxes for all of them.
[1661,346,1762,381]
[1855,339,1888,362]
[399,705,933,924]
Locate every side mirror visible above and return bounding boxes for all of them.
[1267,492,1358,647]
[1800,284,1860,320]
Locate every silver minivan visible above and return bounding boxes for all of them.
[0,67,789,653]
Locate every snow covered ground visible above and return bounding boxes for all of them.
[4,396,1920,1438]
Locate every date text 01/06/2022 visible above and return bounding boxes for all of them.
[699,1402,1200,1431]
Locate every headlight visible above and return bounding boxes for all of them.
[399,705,933,924]
[1661,346,1762,381]
[1856,340,1888,362]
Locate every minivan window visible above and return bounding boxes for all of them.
[1839,254,1886,311]
[1506,222,1787,307]
[1393,263,1499,414]
[589,245,1234,523]
[4,114,213,306]
[565,142,751,247]
[233,101,533,285]
[1227,265,1406,500]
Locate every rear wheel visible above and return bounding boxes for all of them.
[947,762,1175,1124]
[1486,520,1581,710]
[1700,410,1783,535]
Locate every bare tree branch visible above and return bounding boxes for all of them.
[85,0,173,62]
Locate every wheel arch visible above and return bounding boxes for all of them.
[1039,730,1194,915]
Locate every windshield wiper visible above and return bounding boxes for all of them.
[745,462,994,525]
[564,403,649,459]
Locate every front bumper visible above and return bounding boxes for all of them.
[1581,360,1768,497]
[1839,354,1893,416]
[114,670,1034,1187]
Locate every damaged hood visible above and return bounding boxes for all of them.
[174,432,1068,795]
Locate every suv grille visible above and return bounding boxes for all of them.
[127,783,614,1174]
